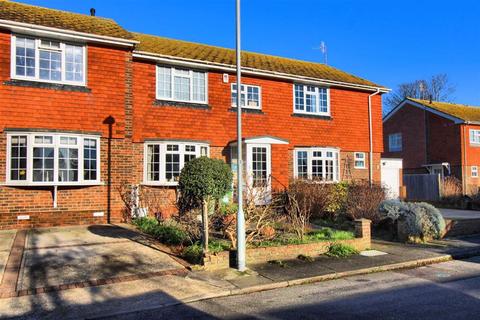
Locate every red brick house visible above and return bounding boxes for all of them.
[383,97,480,194]
[0,1,387,229]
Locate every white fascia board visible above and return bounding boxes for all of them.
[383,99,464,124]
[133,52,389,93]
[0,19,138,47]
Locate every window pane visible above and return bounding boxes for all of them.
[10,135,27,181]
[296,151,308,178]
[39,50,62,81]
[65,45,83,82]
[84,138,98,181]
[318,87,328,113]
[58,147,79,182]
[174,70,190,100]
[146,144,160,181]
[157,66,172,99]
[15,37,35,77]
[252,147,267,187]
[192,71,206,102]
[33,147,54,182]
[165,153,180,181]
[294,84,304,111]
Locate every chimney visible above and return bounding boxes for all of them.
[90,8,96,16]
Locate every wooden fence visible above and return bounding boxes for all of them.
[403,174,441,201]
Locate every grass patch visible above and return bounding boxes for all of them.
[252,227,354,248]
[326,243,359,258]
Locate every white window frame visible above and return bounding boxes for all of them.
[231,83,262,110]
[11,34,87,86]
[155,65,208,104]
[5,132,100,186]
[354,152,366,169]
[388,133,402,152]
[472,166,478,178]
[143,141,210,186]
[293,84,330,116]
[293,147,340,182]
[470,129,480,145]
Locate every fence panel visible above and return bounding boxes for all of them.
[403,174,441,201]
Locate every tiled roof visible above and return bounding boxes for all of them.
[0,0,134,40]
[133,33,385,89]
[408,98,480,122]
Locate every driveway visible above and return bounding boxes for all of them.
[0,224,185,296]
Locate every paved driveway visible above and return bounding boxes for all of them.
[0,224,185,296]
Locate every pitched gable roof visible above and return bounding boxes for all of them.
[384,97,480,123]
[0,0,134,40]
[133,32,385,89]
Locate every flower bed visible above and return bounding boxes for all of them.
[203,219,371,270]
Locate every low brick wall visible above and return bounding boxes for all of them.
[203,219,371,270]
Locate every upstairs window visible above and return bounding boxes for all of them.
[156,66,207,103]
[231,84,261,109]
[294,84,329,116]
[470,129,480,145]
[12,35,85,85]
[388,133,402,152]
[294,148,339,182]
[354,152,366,169]
[144,141,209,185]
[6,133,100,186]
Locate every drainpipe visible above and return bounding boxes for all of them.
[368,89,381,186]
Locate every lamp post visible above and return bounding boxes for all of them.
[235,0,246,272]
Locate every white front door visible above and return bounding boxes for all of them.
[246,144,271,204]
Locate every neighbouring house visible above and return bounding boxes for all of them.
[0,0,387,229]
[383,97,480,194]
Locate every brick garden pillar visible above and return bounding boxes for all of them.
[354,219,371,239]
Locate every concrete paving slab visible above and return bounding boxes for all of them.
[0,274,230,320]
[18,240,183,290]
[25,225,141,249]
[0,231,15,252]
[251,258,334,282]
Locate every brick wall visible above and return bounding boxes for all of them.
[0,30,134,229]
[203,219,371,270]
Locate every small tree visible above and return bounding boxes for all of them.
[178,157,232,252]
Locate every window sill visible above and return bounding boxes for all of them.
[2,181,104,187]
[229,107,264,114]
[154,99,210,110]
[4,79,91,93]
[142,182,178,187]
[291,113,332,120]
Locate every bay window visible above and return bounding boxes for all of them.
[294,84,330,116]
[294,148,339,182]
[144,141,209,185]
[6,133,100,185]
[156,66,207,103]
[231,84,261,109]
[12,35,86,85]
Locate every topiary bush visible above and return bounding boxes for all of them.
[378,200,445,242]
[178,157,233,251]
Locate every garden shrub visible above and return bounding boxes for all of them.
[378,200,446,242]
[182,243,203,264]
[344,180,385,223]
[326,243,359,258]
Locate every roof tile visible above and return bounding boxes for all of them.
[408,98,480,122]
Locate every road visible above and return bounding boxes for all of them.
[100,256,480,320]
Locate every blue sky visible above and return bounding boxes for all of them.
[20,0,480,108]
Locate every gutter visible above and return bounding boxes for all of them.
[368,89,381,186]
[133,52,390,93]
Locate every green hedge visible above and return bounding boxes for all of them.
[133,217,189,245]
